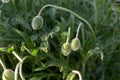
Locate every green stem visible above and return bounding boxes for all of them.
[19,56,29,80]
[37,4,95,40]
[12,51,27,80]
[14,62,21,80]
[66,27,71,43]
[72,70,82,80]
[0,58,7,70]
[12,51,22,62]
[81,63,85,77]
[76,23,82,38]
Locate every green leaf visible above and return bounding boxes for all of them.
[29,73,59,80]
[66,72,76,80]
[34,61,56,72]
[0,46,14,53]
[13,28,35,49]
[30,49,38,56]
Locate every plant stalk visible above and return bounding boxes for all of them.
[37,4,95,40]
[76,23,82,38]
[0,58,7,70]
[66,27,71,43]
[72,70,82,80]
[12,51,22,62]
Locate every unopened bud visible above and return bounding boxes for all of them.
[31,16,43,30]
[2,69,14,80]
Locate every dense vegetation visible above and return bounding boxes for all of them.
[0,0,120,80]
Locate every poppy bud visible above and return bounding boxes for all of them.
[71,38,80,51]
[31,16,43,30]
[2,69,14,80]
[61,43,71,56]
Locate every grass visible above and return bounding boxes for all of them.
[0,0,120,80]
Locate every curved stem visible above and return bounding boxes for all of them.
[0,58,7,70]
[14,62,21,80]
[76,23,82,38]
[19,56,29,80]
[66,27,71,43]
[72,70,82,80]
[37,4,95,39]
[12,51,22,62]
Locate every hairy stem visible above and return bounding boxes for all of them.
[0,58,7,70]
[72,70,82,80]
[76,23,82,38]
[19,56,29,80]
[12,51,22,62]
[66,27,71,43]
[14,62,21,80]
[38,4,95,39]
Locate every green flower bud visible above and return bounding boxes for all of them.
[2,69,14,80]
[61,43,71,56]
[71,38,80,51]
[31,16,43,30]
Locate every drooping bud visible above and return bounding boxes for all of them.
[2,69,14,80]
[71,38,81,51]
[71,23,82,51]
[61,43,71,56]
[31,16,43,30]
[61,27,71,56]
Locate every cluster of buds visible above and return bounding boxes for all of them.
[61,23,82,56]
[31,4,94,56]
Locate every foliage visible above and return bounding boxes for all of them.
[0,0,120,80]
